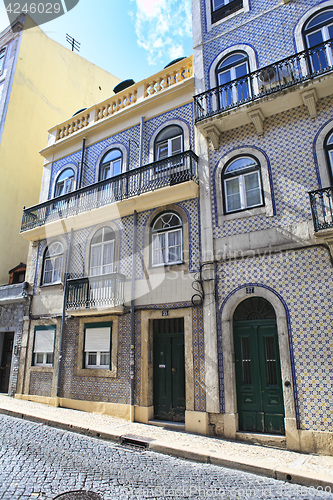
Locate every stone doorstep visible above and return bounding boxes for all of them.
[236,431,287,449]
[148,419,185,431]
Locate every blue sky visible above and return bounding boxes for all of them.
[0,0,193,82]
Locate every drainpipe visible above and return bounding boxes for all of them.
[129,118,143,421]
[78,138,86,189]
[139,117,144,167]
[130,210,137,421]
[56,229,73,402]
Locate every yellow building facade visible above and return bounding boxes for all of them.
[0,15,120,285]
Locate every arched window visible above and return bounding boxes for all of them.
[54,168,75,197]
[216,52,250,107]
[154,125,183,161]
[42,242,64,284]
[99,149,122,181]
[303,9,333,72]
[151,212,183,266]
[222,156,263,213]
[89,227,115,276]
[325,130,333,184]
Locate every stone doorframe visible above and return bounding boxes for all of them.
[220,285,301,451]
[135,307,197,426]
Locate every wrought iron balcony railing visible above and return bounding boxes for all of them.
[194,39,333,122]
[309,187,333,232]
[66,273,125,311]
[21,150,198,232]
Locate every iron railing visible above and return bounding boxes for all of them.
[309,187,333,232]
[21,150,199,232]
[194,39,333,122]
[66,272,125,310]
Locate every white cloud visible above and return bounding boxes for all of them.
[130,0,192,67]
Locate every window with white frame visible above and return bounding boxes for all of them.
[303,9,333,73]
[155,125,183,161]
[84,323,112,369]
[216,52,250,108]
[0,48,6,74]
[151,212,183,266]
[54,168,75,197]
[89,227,115,276]
[222,156,264,213]
[42,242,64,285]
[211,0,243,23]
[325,130,333,184]
[99,149,122,180]
[33,326,55,366]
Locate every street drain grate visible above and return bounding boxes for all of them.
[120,436,149,449]
[53,491,102,499]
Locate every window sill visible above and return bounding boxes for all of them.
[152,261,184,268]
[218,205,273,225]
[39,282,64,289]
[76,366,117,378]
[30,366,54,372]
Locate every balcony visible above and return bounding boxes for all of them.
[21,151,199,239]
[309,187,333,233]
[45,56,193,146]
[66,273,125,315]
[194,39,333,144]
[0,283,28,304]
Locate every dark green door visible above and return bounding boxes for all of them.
[233,298,285,434]
[153,318,185,421]
[0,332,14,393]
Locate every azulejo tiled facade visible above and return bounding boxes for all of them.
[16,0,333,455]
[17,54,208,433]
[194,0,333,454]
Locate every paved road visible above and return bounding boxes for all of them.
[0,415,332,499]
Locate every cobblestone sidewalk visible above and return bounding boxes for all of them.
[0,395,332,491]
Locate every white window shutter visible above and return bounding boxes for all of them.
[85,327,110,352]
[34,329,55,353]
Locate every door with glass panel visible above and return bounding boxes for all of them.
[151,213,183,267]
[233,298,285,434]
[216,52,250,109]
[99,149,122,203]
[89,228,115,307]
[154,126,184,183]
[304,10,333,74]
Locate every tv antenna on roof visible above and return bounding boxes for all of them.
[66,34,80,52]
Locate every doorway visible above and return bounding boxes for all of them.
[153,318,185,421]
[233,298,285,434]
[0,332,14,393]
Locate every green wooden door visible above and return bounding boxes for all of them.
[0,332,14,393]
[234,319,285,434]
[153,318,185,421]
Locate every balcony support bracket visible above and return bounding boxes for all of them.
[301,89,318,119]
[203,124,221,151]
[248,108,265,136]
